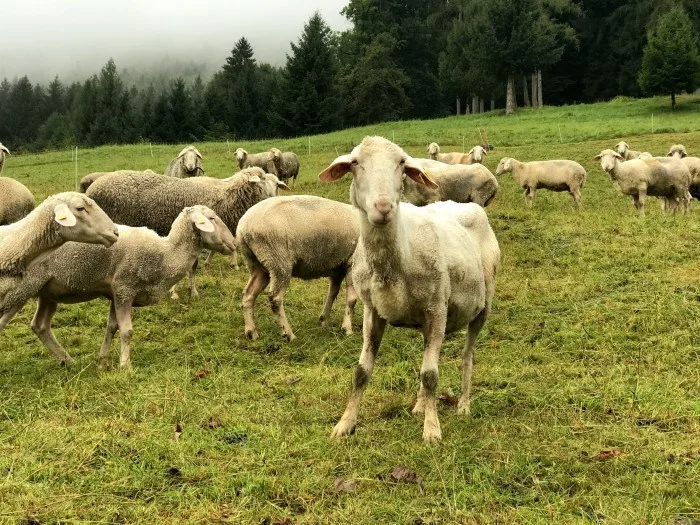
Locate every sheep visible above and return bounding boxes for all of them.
[80,169,156,193]
[426,142,486,165]
[667,144,700,200]
[235,148,280,175]
[495,157,587,208]
[319,136,500,442]
[404,160,498,207]
[86,168,284,298]
[0,192,119,318]
[0,206,234,368]
[164,146,204,178]
[0,143,9,174]
[593,149,690,216]
[270,148,300,186]
[0,177,35,224]
[615,141,643,161]
[238,195,359,341]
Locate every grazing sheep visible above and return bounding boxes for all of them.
[270,148,300,186]
[319,136,500,442]
[238,195,359,341]
[495,157,587,208]
[0,177,35,224]
[0,143,9,173]
[235,148,280,175]
[615,141,643,161]
[594,149,689,216]
[86,168,283,298]
[667,144,700,200]
[404,160,498,207]
[0,206,234,368]
[0,192,119,317]
[426,143,486,165]
[80,169,156,193]
[164,146,203,178]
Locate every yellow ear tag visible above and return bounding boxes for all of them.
[198,217,207,224]
[425,169,431,177]
[58,214,67,220]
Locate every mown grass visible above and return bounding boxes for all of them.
[1,95,700,524]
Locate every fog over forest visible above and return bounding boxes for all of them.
[0,0,350,83]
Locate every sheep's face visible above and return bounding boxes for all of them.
[270,148,282,162]
[427,142,439,157]
[262,173,290,197]
[53,193,119,247]
[319,136,437,227]
[469,146,486,163]
[235,148,247,163]
[667,145,687,158]
[495,158,512,175]
[181,149,200,174]
[615,142,629,156]
[593,150,622,173]
[188,205,235,255]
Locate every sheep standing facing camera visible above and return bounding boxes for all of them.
[165,146,203,178]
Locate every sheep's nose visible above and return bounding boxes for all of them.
[374,198,393,217]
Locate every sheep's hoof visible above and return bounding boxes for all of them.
[412,400,426,415]
[170,291,180,300]
[319,315,327,326]
[96,359,111,371]
[245,330,259,341]
[60,356,75,367]
[457,399,471,416]
[283,332,297,342]
[190,289,199,300]
[341,323,353,336]
[331,420,356,439]
[423,427,442,443]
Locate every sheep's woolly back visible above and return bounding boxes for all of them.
[0,177,35,225]
[80,170,156,193]
[87,172,267,236]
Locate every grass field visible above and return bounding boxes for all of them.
[1,95,700,524]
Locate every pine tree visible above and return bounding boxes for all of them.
[221,37,262,137]
[639,6,700,109]
[169,78,196,141]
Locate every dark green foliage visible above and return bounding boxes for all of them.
[638,6,700,108]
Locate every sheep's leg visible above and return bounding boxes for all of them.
[320,274,343,327]
[242,265,270,340]
[169,284,180,300]
[633,190,646,217]
[524,187,535,207]
[341,274,358,336]
[230,245,239,270]
[458,309,488,416]
[188,259,199,299]
[268,274,295,341]
[331,305,386,439]
[416,311,447,443]
[0,303,25,332]
[203,250,214,266]
[97,301,119,370]
[31,298,74,366]
[570,188,582,208]
[114,302,134,370]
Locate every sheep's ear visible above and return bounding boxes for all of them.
[191,211,215,232]
[482,148,488,156]
[177,147,189,158]
[592,154,602,161]
[0,145,9,155]
[666,152,673,157]
[277,181,291,191]
[248,174,262,183]
[319,154,354,182]
[468,147,475,155]
[54,204,77,227]
[193,148,202,159]
[405,157,439,189]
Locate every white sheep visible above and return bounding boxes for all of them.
[319,136,500,442]
[0,143,9,174]
[404,159,498,207]
[495,157,587,208]
[0,177,35,224]
[80,169,157,193]
[164,146,203,178]
[235,148,280,175]
[270,148,300,186]
[0,192,119,320]
[594,149,689,216]
[237,195,359,341]
[615,141,643,161]
[0,206,235,368]
[426,142,486,165]
[667,144,700,200]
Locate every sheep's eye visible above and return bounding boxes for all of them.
[399,159,406,165]
[76,205,85,212]
[350,160,358,165]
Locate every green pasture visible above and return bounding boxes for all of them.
[1,95,699,524]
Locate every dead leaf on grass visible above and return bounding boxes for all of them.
[333,477,358,493]
[438,393,458,407]
[192,369,211,381]
[595,449,622,461]
[282,376,301,386]
[390,465,424,489]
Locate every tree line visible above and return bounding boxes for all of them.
[1,0,699,152]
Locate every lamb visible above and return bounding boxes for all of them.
[404,160,498,207]
[235,148,280,175]
[270,148,300,186]
[0,143,9,173]
[426,142,486,165]
[594,149,689,216]
[0,206,234,368]
[667,144,700,200]
[615,141,643,161]
[238,195,359,341]
[86,168,283,298]
[495,157,587,208]
[0,177,35,224]
[164,146,204,178]
[0,192,119,314]
[80,169,156,193]
[319,136,500,442]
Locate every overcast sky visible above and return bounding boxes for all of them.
[0,0,351,83]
